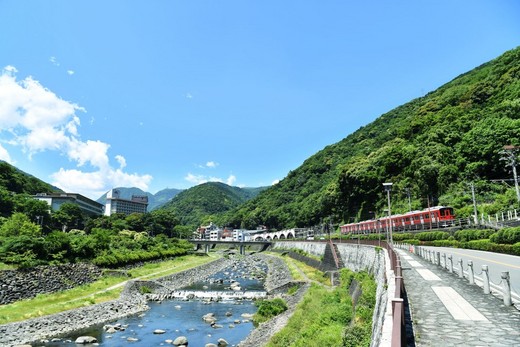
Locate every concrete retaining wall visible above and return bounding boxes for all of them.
[273,241,389,347]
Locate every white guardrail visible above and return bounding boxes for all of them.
[396,243,520,308]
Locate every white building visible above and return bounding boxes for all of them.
[104,189,148,216]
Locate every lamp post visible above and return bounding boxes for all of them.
[383,183,393,245]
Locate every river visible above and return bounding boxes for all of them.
[40,258,267,346]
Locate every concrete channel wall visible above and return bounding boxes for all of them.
[273,241,390,347]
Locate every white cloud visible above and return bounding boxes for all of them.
[185,173,207,185]
[67,70,75,75]
[184,173,238,187]
[115,155,126,169]
[0,144,13,163]
[272,179,280,185]
[226,174,236,186]
[206,161,218,168]
[185,93,193,99]
[0,66,153,199]
[49,56,60,66]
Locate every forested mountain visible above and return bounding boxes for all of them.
[159,182,267,227]
[0,160,61,195]
[223,46,520,230]
[96,187,183,211]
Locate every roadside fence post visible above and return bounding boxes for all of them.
[468,260,474,285]
[458,258,464,278]
[501,272,512,306]
[448,255,453,273]
[436,252,441,266]
[482,265,490,294]
[442,253,446,269]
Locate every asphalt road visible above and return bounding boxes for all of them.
[420,246,520,301]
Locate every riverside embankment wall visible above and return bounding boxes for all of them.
[0,263,103,305]
[272,241,390,347]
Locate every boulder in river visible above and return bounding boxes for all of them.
[75,336,98,344]
[173,335,189,346]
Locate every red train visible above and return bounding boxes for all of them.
[340,206,455,234]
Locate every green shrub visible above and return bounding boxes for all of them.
[466,239,491,251]
[415,231,449,241]
[490,227,520,245]
[254,298,288,324]
[139,285,152,294]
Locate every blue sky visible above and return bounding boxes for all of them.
[0,1,519,200]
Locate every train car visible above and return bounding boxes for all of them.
[340,206,455,235]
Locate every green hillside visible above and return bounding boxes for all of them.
[160,182,267,227]
[0,161,61,195]
[224,47,520,230]
[0,160,62,218]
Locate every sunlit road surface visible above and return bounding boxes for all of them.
[421,246,520,301]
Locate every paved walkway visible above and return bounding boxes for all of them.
[396,248,520,347]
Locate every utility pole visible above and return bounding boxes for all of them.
[500,145,520,203]
[405,187,412,211]
[470,182,478,225]
[383,183,393,245]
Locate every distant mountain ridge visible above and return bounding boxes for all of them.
[96,187,183,211]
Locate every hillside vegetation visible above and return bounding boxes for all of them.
[160,182,267,227]
[224,47,520,230]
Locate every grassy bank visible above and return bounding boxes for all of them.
[267,269,376,347]
[0,253,219,324]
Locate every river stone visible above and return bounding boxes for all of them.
[217,338,229,347]
[127,337,139,342]
[173,336,188,346]
[106,327,117,334]
[75,336,98,344]
[205,344,217,347]
[153,329,166,334]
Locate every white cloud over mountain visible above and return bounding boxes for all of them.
[0,66,152,198]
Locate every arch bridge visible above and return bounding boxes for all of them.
[188,240,272,255]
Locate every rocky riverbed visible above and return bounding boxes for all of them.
[0,253,299,347]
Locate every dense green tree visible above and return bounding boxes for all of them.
[0,212,41,237]
[51,202,84,231]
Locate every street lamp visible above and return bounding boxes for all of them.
[383,183,393,245]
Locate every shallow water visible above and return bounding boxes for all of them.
[41,260,265,346]
[42,300,258,346]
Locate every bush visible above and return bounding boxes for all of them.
[466,239,491,251]
[254,298,288,324]
[454,229,496,242]
[415,231,449,241]
[490,227,520,245]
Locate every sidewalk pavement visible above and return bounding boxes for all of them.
[396,248,520,347]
